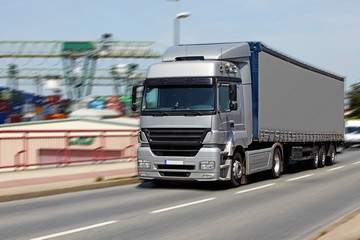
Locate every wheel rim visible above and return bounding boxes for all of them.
[321,152,326,165]
[233,159,243,179]
[314,151,319,165]
[274,153,280,173]
[331,149,335,163]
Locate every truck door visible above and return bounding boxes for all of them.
[218,82,242,135]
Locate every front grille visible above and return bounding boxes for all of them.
[159,172,191,177]
[152,147,199,157]
[157,164,195,170]
[143,128,210,157]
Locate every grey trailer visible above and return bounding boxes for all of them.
[132,42,344,187]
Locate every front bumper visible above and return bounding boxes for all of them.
[137,147,221,181]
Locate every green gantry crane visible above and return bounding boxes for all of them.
[0,36,161,99]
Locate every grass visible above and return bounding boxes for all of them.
[94,175,138,182]
[95,176,104,182]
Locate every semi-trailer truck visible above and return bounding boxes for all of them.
[131,42,344,187]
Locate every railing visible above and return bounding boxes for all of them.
[0,129,138,170]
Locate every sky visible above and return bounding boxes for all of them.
[1,0,359,94]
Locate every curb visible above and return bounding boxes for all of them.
[0,177,141,203]
[307,207,360,240]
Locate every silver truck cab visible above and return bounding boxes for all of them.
[133,43,253,182]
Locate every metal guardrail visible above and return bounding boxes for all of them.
[0,129,138,169]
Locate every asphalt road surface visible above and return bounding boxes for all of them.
[1,149,359,240]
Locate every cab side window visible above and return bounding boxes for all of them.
[219,85,230,111]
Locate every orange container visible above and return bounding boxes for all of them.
[33,106,44,114]
[43,114,53,120]
[50,113,68,119]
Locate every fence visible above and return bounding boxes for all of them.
[0,129,138,169]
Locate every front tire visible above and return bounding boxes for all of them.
[230,152,247,187]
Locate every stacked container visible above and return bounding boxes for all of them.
[46,95,61,104]
[33,95,46,120]
[0,88,72,124]
[22,93,35,114]
[107,95,123,114]
[10,102,22,114]
[120,95,131,115]
[59,99,70,113]
[71,100,89,112]
[8,114,23,123]
[44,95,66,120]
[90,100,106,109]
[0,88,9,123]
[0,88,24,123]
[0,98,10,124]
[0,99,10,113]
[1,89,23,102]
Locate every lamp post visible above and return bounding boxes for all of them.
[174,12,191,45]
[7,64,19,89]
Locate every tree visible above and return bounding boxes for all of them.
[346,82,360,119]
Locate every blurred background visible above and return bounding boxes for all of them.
[0,0,359,123]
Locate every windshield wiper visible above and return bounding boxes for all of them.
[184,110,202,116]
[172,105,184,110]
[151,111,169,116]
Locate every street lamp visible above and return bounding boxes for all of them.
[174,12,191,45]
[44,75,62,96]
[44,76,61,90]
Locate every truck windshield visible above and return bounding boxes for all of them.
[346,126,360,134]
[142,85,215,113]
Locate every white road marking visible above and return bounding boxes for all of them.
[30,220,118,240]
[150,197,216,214]
[286,174,314,182]
[327,166,345,171]
[352,161,360,165]
[235,183,276,194]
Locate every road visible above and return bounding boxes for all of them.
[0,149,359,240]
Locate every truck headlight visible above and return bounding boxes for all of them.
[200,161,215,170]
[138,160,151,169]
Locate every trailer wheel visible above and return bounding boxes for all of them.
[270,148,281,178]
[310,146,319,169]
[318,145,326,168]
[230,152,247,187]
[326,144,336,166]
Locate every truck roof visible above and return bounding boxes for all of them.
[162,42,251,62]
[260,43,344,82]
[163,42,344,82]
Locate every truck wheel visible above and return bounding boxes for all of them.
[230,152,247,187]
[310,146,319,169]
[326,144,336,165]
[270,148,281,178]
[318,145,326,168]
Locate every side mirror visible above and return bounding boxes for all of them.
[229,84,237,111]
[131,85,138,112]
[230,102,238,111]
[229,84,237,101]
